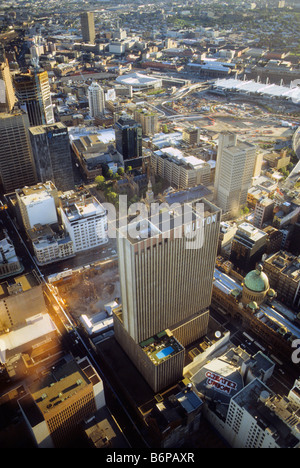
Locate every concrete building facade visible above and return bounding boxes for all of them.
[114,199,221,391]
[214,133,257,216]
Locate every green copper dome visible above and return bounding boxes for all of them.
[244,265,269,293]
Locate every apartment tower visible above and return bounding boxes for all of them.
[88,81,105,118]
[214,133,257,216]
[13,70,54,127]
[80,12,95,44]
[0,111,37,193]
[114,199,221,392]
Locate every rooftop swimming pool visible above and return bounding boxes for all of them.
[156,346,174,360]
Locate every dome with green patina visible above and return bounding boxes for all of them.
[244,265,269,293]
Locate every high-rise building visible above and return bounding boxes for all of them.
[230,222,268,275]
[88,81,105,118]
[134,108,159,136]
[0,111,37,193]
[114,199,221,392]
[59,189,108,253]
[29,122,74,191]
[13,70,54,127]
[214,133,257,216]
[114,114,142,162]
[0,58,16,112]
[80,12,95,44]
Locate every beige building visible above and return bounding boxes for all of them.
[182,127,201,146]
[263,251,300,309]
[151,147,211,189]
[134,108,159,136]
[214,133,257,216]
[114,199,221,392]
[18,356,105,448]
[0,272,46,333]
[0,59,16,112]
[27,224,75,265]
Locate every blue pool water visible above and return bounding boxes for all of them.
[156,346,174,359]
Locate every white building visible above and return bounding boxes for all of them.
[189,347,299,448]
[151,147,211,189]
[28,224,75,265]
[88,81,105,118]
[214,133,257,216]
[16,181,58,230]
[225,378,300,448]
[59,191,108,253]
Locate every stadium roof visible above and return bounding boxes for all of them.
[214,78,300,103]
[115,72,162,88]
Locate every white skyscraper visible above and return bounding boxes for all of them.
[214,133,257,216]
[88,81,105,118]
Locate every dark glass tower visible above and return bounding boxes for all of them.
[29,122,74,192]
[114,114,142,162]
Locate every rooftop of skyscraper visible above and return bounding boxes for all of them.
[140,329,184,366]
[119,198,220,245]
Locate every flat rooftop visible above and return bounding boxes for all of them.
[140,330,184,366]
[28,122,66,135]
[28,356,93,416]
[118,198,220,245]
[232,379,300,448]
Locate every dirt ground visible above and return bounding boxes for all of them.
[57,260,120,321]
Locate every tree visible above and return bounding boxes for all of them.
[95,175,105,189]
[117,167,125,176]
[107,191,118,205]
[107,169,114,179]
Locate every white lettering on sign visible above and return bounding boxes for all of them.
[185,214,217,234]
[205,371,237,395]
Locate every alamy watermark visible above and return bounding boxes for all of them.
[292,339,300,364]
[101,195,217,250]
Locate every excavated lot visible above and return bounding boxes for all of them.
[56,260,120,322]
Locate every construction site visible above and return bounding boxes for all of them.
[50,258,120,330]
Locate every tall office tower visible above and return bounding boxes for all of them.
[29,122,75,191]
[88,81,105,118]
[13,70,54,127]
[114,199,221,392]
[114,114,142,161]
[214,133,257,216]
[80,12,95,44]
[0,111,37,193]
[0,59,16,112]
